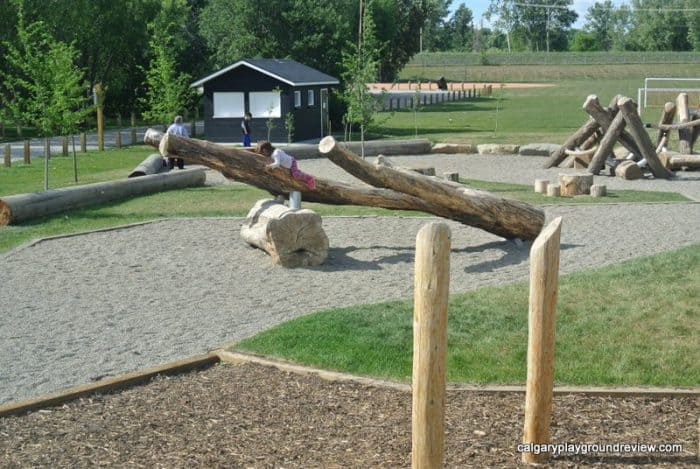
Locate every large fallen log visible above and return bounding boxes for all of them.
[146,129,545,240]
[129,153,168,178]
[318,136,544,240]
[617,97,674,179]
[658,152,700,170]
[0,168,206,225]
[240,199,329,267]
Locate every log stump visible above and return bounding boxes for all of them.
[240,199,329,268]
[615,161,644,180]
[534,179,549,193]
[590,184,607,197]
[559,174,593,197]
[546,185,560,197]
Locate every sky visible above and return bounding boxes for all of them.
[449,0,628,29]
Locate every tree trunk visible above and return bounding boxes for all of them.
[676,93,692,154]
[128,153,168,178]
[582,95,640,157]
[617,97,674,179]
[240,199,329,267]
[588,111,626,175]
[656,102,676,147]
[659,152,700,170]
[615,160,644,180]
[543,118,599,169]
[319,136,544,240]
[0,168,206,226]
[148,130,545,240]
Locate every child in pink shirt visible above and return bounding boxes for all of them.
[257,141,316,190]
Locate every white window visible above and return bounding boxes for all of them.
[250,91,281,118]
[307,89,315,107]
[213,92,244,118]
[294,90,301,108]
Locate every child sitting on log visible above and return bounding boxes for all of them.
[257,141,316,190]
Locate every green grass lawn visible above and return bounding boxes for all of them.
[233,244,699,387]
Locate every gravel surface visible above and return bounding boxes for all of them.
[1,154,699,405]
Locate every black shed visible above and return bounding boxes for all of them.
[191,58,340,143]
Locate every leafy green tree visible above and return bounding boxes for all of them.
[420,0,453,51]
[341,0,381,156]
[628,0,691,51]
[486,0,577,52]
[1,7,89,137]
[448,5,474,51]
[688,0,700,50]
[571,31,600,51]
[140,0,195,124]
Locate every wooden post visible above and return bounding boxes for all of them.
[80,132,87,152]
[617,97,673,179]
[412,222,451,469]
[115,130,122,149]
[534,179,549,193]
[23,140,30,164]
[546,185,560,197]
[657,102,676,147]
[676,93,692,154]
[62,137,69,156]
[522,217,562,465]
[94,82,105,151]
[131,111,137,145]
[43,137,50,190]
[582,95,640,157]
[543,118,600,168]
[4,143,10,167]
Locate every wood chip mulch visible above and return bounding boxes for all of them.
[0,362,697,468]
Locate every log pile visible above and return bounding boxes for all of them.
[144,129,545,241]
[545,93,700,178]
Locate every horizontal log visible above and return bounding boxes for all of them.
[320,136,544,240]
[128,153,168,178]
[270,139,432,160]
[0,168,206,225]
[658,152,700,170]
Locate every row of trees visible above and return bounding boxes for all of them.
[422,0,700,53]
[0,0,438,138]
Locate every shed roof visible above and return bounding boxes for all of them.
[191,59,340,88]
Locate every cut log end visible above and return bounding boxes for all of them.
[0,201,11,226]
[318,135,337,154]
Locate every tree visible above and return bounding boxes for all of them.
[628,0,691,51]
[486,0,577,52]
[571,31,600,51]
[341,0,381,156]
[420,0,453,51]
[688,0,700,50]
[448,5,474,51]
[140,0,195,124]
[1,6,88,137]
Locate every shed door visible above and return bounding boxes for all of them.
[320,88,329,136]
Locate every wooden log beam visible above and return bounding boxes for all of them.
[583,95,640,157]
[617,97,674,179]
[0,168,206,226]
[128,153,168,178]
[319,136,545,240]
[658,152,700,170]
[543,118,599,169]
[648,117,700,132]
[144,129,436,213]
[676,93,692,154]
[147,129,544,239]
[588,111,626,175]
[656,102,676,147]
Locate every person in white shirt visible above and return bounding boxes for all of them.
[258,140,316,190]
[165,115,189,169]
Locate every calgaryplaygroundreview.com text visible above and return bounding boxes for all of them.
[517,442,685,456]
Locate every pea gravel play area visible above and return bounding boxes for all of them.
[1,153,698,467]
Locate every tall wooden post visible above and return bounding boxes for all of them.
[94,82,105,151]
[4,143,11,167]
[522,217,562,465]
[131,111,137,145]
[677,93,692,154]
[115,130,122,149]
[62,137,69,156]
[80,132,87,153]
[43,137,50,190]
[412,222,451,469]
[23,140,30,164]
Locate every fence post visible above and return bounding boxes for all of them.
[115,130,122,149]
[62,137,68,156]
[44,137,50,190]
[80,132,87,152]
[522,217,562,465]
[412,222,451,469]
[4,143,10,167]
[22,140,30,164]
